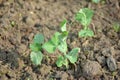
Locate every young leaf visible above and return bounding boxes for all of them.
[59,31,68,41]
[56,56,68,67]
[63,58,68,68]
[30,51,43,65]
[56,56,64,67]
[51,32,61,46]
[60,19,67,32]
[75,8,94,27]
[58,41,67,54]
[79,29,94,37]
[66,48,80,64]
[42,32,61,53]
[113,23,120,32]
[30,43,42,52]
[34,34,44,44]
[42,40,57,53]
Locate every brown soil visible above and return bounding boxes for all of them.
[0,0,120,80]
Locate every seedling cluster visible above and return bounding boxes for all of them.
[30,8,94,68]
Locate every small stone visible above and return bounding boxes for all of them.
[118,40,120,49]
[55,71,69,80]
[61,72,69,80]
[82,60,102,78]
[40,64,52,76]
[28,33,34,41]
[96,56,106,66]
[26,17,34,26]
[102,47,115,57]
[79,54,86,60]
[17,44,27,53]
[117,62,120,69]
[106,56,117,71]
[110,47,116,56]
[87,51,94,60]
[102,48,111,57]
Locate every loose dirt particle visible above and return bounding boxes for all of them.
[96,56,106,66]
[40,64,52,77]
[117,62,120,69]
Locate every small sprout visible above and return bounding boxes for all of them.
[113,23,120,32]
[112,71,117,76]
[92,0,100,3]
[75,8,94,37]
[10,21,16,27]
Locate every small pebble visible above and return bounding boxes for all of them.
[106,56,117,71]
[117,62,120,69]
[102,48,111,57]
[97,56,106,66]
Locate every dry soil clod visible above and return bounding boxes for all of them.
[82,60,102,78]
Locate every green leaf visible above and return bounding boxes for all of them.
[92,0,100,3]
[42,40,57,53]
[42,32,61,53]
[79,29,94,37]
[34,34,44,44]
[56,56,68,67]
[56,56,64,67]
[75,8,94,27]
[113,23,120,32]
[59,31,68,41]
[30,43,42,51]
[58,41,67,53]
[66,48,80,64]
[51,32,61,46]
[30,51,43,65]
[60,19,67,32]
[63,58,68,68]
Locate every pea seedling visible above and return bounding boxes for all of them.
[42,20,80,68]
[30,20,80,68]
[75,8,94,37]
[30,34,44,65]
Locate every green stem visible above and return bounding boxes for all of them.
[84,25,88,30]
[81,10,88,30]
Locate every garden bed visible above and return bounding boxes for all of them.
[0,0,120,80]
